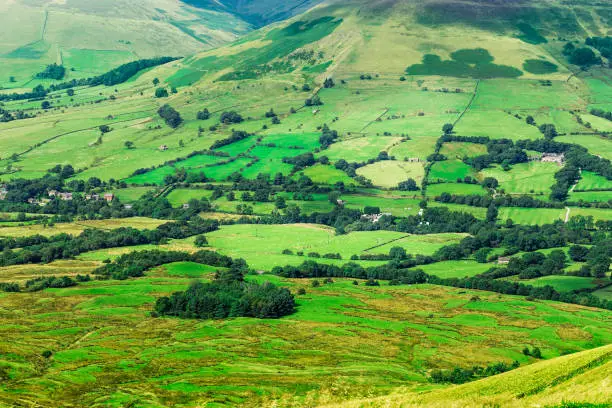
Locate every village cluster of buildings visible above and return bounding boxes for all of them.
[48,190,115,202]
[540,153,565,166]
[18,191,117,206]
[361,212,392,223]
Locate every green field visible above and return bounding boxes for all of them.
[324,137,403,163]
[516,275,599,292]
[440,142,488,159]
[357,161,425,188]
[575,171,612,191]
[389,136,438,160]
[426,183,487,197]
[481,162,559,195]
[429,160,476,183]
[557,135,612,161]
[298,164,356,185]
[205,224,467,270]
[498,207,565,225]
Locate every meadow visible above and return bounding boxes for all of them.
[357,161,425,188]
[0,267,609,407]
[204,224,467,270]
[480,162,559,196]
[328,344,612,408]
[0,217,166,238]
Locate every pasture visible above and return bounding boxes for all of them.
[480,162,559,195]
[204,224,466,270]
[356,161,425,188]
[428,160,475,183]
[298,165,357,185]
[516,275,599,293]
[0,267,609,407]
[426,183,487,197]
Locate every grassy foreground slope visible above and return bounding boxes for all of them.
[0,266,610,407]
[323,344,612,408]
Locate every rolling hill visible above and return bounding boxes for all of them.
[322,343,612,407]
[0,0,611,406]
[182,0,326,26]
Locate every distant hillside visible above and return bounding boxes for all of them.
[170,0,612,88]
[322,344,612,408]
[182,0,325,26]
[0,0,252,89]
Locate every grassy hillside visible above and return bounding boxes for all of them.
[0,0,252,89]
[0,261,610,406]
[322,344,612,408]
[182,0,325,26]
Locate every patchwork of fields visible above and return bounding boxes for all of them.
[0,0,611,406]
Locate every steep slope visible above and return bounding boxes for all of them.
[182,0,326,26]
[321,344,612,408]
[0,0,252,89]
[172,0,612,88]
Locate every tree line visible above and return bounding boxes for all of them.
[0,218,219,269]
[0,57,178,102]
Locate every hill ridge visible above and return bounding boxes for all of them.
[320,344,612,408]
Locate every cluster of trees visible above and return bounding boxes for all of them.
[500,250,567,279]
[1,275,92,293]
[565,146,612,180]
[35,64,66,80]
[155,88,169,98]
[538,124,558,139]
[305,95,323,107]
[197,108,210,120]
[563,42,601,67]
[154,262,295,319]
[94,249,232,280]
[550,163,580,201]
[220,111,243,124]
[210,130,250,149]
[395,207,479,234]
[430,360,520,384]
[282,152,316,170]
[318,124,339,148]
[273,260,432,281]
[586,36,612,59]
[87,57,178,87]
[158,104,183,128]
[0,84,47,102]
[572,241,612,279]
[523,346,542,359]
[270,253,612,310]
[590,108,612,122]
[0,106,33,122]
[466,139,528,171]
[24,276,79,291]
[398,178,419,191]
